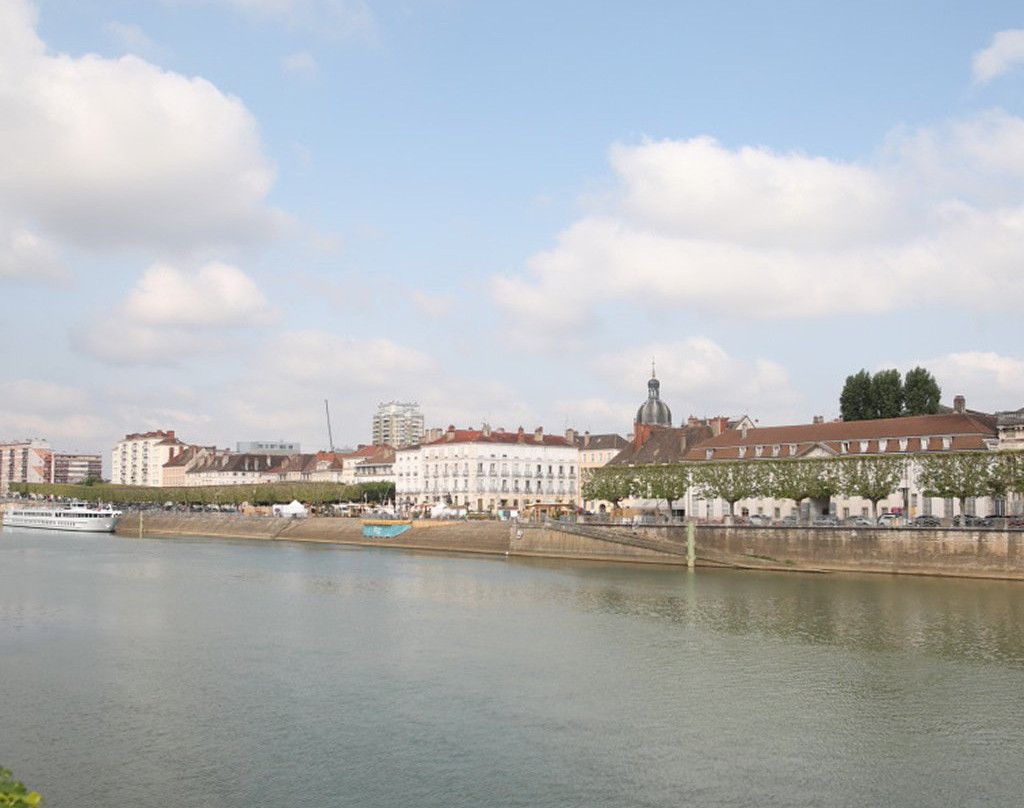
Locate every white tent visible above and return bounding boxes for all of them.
[272,500,308,518]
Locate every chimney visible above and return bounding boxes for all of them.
[954,395,966,414]
[482,422,491,437]
[813,415,824,425]
[534,427,543,442]
[583,431,591,448]
[517,426,525,442]
[565,427,576,444]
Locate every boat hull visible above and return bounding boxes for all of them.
[2,507,120,533]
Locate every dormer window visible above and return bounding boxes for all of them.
[879,439,888,452]
[705,449,714,460]
[942,436,952,449]
[920,437,929,450]
[738,446,746,458]
[859,441,869,453]
[899,438,908,451]
[755,445,764,457]
[841,441,849,453]
[772,445,781,456]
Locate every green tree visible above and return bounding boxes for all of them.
[870,368,904,419]
[982,452,1024,507]
[637,464,692,518]
[0,767,42,806]
[580,466,637,511]
[766,459,838,522]
[835,456,906,520]
[915,452,992,519]
[903,366,941,415]
[691,461,762,518]
[840,369,874,421]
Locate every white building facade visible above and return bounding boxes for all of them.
[372,401,425,448]
[395,426,579,513]
[111,430,185,487]
[0,438,52,495]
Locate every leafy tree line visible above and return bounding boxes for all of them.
[840,367,941,421]
[582,452,1024,520]
[0,767,42,806]
[9,480,395,508]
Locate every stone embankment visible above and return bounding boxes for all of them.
[116,511,512,555]
[513,521,1024,579]
[115,513,1024,580]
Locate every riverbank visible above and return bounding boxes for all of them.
[115,511,512,555]
[113,512,1024,580]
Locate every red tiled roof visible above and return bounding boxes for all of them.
[422,427,571,447]
[682,412,997,461]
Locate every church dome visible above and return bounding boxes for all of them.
[636,372,672,427]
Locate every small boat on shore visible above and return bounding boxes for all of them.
[361,518,413,538]
[1,502,122,533]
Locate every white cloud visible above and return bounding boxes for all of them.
[924,352,1024,412]
[75,262,277,365]
[260,330,438,386]
[281,51,318,79]
[104,21,168,61]
[0,379,110,442]
[0,0,288,258]
[198,0,374,38]
[495,118,1024,344]
[123,262,277,327]
[0,222,65,280]
[407,290,456,318]
[972,29,1024,84]
[591,338,801,424]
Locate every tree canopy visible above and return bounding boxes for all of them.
[840,367,941,421]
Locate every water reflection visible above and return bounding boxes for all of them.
[4,531,1024,808]
[512,560,1024,667]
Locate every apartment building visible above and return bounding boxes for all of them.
[372,401,425,448]
[395,425,578,513]
[111,430,186,487]
[0,438,52,495]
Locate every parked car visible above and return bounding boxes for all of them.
[877,513,902,526]
[952,514,986,527]
[813,516,839,527]
[912,515,941,528]
[845,516,874,527]
[747,514,773,526]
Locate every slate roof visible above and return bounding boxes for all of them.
[572,432,629,451]
[607,423,715,466]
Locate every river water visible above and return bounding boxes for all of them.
[2,528,1024,808]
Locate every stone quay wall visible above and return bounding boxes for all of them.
[114,512,1024,580]
[522,522,1024,580]
[115,511,512,555]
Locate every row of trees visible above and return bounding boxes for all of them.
[9,480,396,508]
[581,452,1024,521]
[839,367,942,421]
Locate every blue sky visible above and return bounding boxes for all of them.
[3,0,1024,461]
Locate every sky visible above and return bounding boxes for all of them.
[3,0,1024,465]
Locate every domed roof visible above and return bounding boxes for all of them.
[636,372,672,427]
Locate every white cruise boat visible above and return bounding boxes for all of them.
[1,502,122,533]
